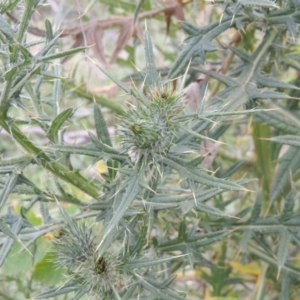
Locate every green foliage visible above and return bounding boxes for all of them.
[0,0,300,299]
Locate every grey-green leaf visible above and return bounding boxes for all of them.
[48,108,74,143]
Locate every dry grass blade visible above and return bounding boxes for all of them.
[110,18,134,64]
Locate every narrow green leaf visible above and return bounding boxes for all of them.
[270,147,300,203]
[48,108,73,142]
[195,203,227,217]
[39,202,53,224]
[0,171,19,212]
[37,46,87,62]
[9,63,42,97]
[252,123,273,196]
[0,0,20,13]
[122,284,137,300]
[168,18,240,78]
[239,0,278,6]
[144,29,160,90]
[257,76,300,90]
[228,45,251,62]
[134,0,146,23]
[50,144,100,156]
[279,271,291,300]
[110,284,122,300]
[149,188,224,204]
[194,230,231,247]
[34,280,78,299]
[71,289,88,300]
[0,155,32,167]
[88,132,120,155]
[256,110,300,135]
[163,155,245,191]
[45,19,53,41]
[280,186,296,221]
[192,67,236,87]
[25,83,43,115]
[249,192,262,222]
[94,104,112,146]
[0,14,15,40]
[0,218,22,267]
[0,218,22,243]
[270,135,300,147]
[98,175,141,252]
[248,89,291,100]
[53,196,77,235]
[127,257,174,269]
[277,229,290,274]
[248,244,300,277]
[240,229,253,252]
[137,275,186,300]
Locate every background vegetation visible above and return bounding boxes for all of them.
[0,0,300,299]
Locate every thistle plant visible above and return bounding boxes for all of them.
[0,0,300,299]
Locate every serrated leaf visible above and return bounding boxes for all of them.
[270,135,300,147]
[39,202,53,224]
[249,192,262,222]
[127,257,174,269]
[9,63,42,97]
[257,76,300,90]
[194,230,231,247]
[144,29,160,90]
[256,110,300,135]
[163,155,245,191]
[239,0,278,6]
[0,218,24,245]
[50,144,127,162]
[168,18,241,79]
[94,104,112,146]
[0,170,19,212]
[280,186,296,221]
[137,275,186,300]
[270,146,300,203]
[0,218,23,267]
[0,14,14,40]
[248,89,292,100]
[195,203,228,217]
[34,280,78,299]
[0,0,20,13]
[240,229,253,252]
[53,196,78,236]
[277,229,290,274]
[88,132,120,156]
[97,175,141,253]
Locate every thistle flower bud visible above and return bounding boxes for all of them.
[120,84,184,157]
[53,223,124,299]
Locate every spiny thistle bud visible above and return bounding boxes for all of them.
[53,223,124,299]
[120,84,184,157]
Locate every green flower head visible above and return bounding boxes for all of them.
[120,84,184,158]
